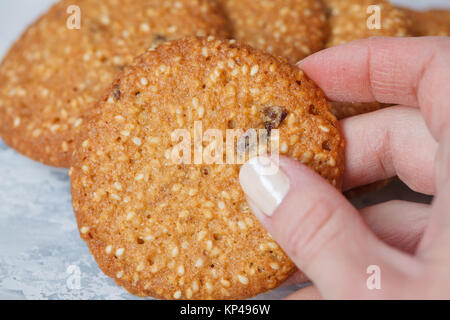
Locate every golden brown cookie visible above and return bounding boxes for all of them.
[330,102,390,120]
[399,8,450,36]
[70,37,345,299]
[324,0,411,47]
[323,0,410,120]
[218,0,327,63]
[0,0,229,167]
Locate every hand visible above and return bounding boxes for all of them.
[239,37,450,299]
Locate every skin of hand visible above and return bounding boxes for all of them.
[239,37,450,299]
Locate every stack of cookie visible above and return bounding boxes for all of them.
[0,0,448,300]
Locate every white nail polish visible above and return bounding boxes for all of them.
[239,157,290,216]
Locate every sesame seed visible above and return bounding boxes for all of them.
[195,258,204,267]
[132,137,142,146]
[221,279,231,287]
[328,157,336,167]
[50,124,60,133]
[140,78,148,86]
[197,107,204,118]
[31,129,42,138]
[192,281,199,292]
[250,65,259,76]
[238,221,247,230]
[111,193,121,201]
[173,291,182,299]
[80,226,89,234]
[61,141,69,152]
[171,246,179,257]
[136,263,145,272]
[115,248,124,257]
[197,230,207,241]
[135,173,144,181]
[319,125,330,133]
[113,182,122,190]
[238,275,249,285]
[13,117,20,127]
[167,25,177,33]
[179,210,189,218]
[74,118,83,127]
[191,97,200,108]
[126,211,135,220]
[116,270,124,278]
[140,23,150,32]
[177,265,185,275]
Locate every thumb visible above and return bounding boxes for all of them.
[239,156,410,298]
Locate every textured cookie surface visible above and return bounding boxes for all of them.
[70,37,344,300]
[324,0,410,47]
[0,0,228,167]
[219,0,327,63]
[400,8,450,36]
[324,0,410,119]
[330,102,390,120]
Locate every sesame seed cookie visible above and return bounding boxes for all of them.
[399,8,450,37]
[70,37,344,299]
[0,0,229,167]
[218,0,328,63]
[324,0,411,48]
[329,101,390,120]
[324,0,410,120]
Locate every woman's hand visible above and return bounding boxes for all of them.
[239,37,450,299]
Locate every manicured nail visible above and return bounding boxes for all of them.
[295,59,304,67]
[239,156,290,216]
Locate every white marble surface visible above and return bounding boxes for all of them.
[0,0,444,300]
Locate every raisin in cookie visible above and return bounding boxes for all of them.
[70,37,344,299]
[0,0,228,167]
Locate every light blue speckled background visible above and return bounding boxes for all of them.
[0,0,446,300]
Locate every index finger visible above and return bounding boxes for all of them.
[299,37,450,139]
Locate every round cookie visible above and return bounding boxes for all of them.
[0,0,229,167]
[70,37,345,300]
[399,8,450,36]
[218,0,327,64]
[324,0,411,48]
[324,0,410,120]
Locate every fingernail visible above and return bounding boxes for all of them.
[295,59,304,67]
[239,156,290,216]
